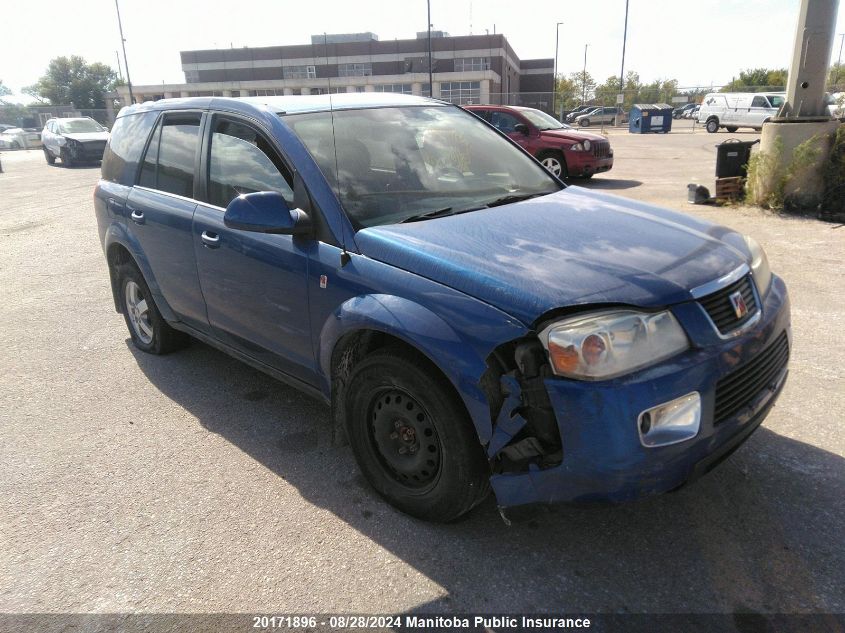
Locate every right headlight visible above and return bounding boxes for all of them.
[539,310,689,380]
[743,235,772,297]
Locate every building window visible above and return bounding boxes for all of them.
[311,87,345,95]
[404,57,434,73]
[454,57,490,72]
[284,65,316,80]
[187,90,223,97]
[353,86,366,92]
[439,81,481,105]
[338,62,372,77]
[422,83,431,97]
[374,84,413,94]
[248,89,281,96]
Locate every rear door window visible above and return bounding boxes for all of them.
[137,112,201,198]
[207,117,294,208]
[751,96,769,108]
[102,111,158,185]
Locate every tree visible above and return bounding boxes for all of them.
[554,75,579,111]
[829,63,844,91]
[567,71,596,105]
[0,80,11,97]
[25,56,119,108]
[722,68,787,93]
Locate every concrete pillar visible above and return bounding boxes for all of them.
[364,85,375,92]
[432,82,440,99]
[412,82,422,96]
[480,79,490,105]
[283,88,294,96]
[750,120,840,209]
[782,0,840,118]
[222,90,232,97]
[180,91,190,98]
[301,87,310,95]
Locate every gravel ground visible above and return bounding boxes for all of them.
[0,132,843,619]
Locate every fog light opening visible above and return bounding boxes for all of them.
[638,392,701,448]
[639,412,652,435]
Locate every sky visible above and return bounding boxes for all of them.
[2,0,844,102]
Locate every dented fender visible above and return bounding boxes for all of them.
[317,292,523,444]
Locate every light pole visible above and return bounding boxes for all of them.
[114,0,133,104]
[836,33,844,88]
[553,22,563,117]
[427,0,434,98]
[619,0,630,104]
[582,44,589,104]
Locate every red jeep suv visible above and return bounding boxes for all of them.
[465,105,613,180]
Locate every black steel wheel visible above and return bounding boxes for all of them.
[369,389,441,489]
[345,348,490,521]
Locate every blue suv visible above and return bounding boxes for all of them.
[95,94,791,521]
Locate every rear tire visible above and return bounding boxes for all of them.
[726,126,738,133]
[344,348,490,522]
[706,118,719,133]
[43,148,55,165]
[117,262,189,355]
[579,118,590,127]
[11,141,20,149]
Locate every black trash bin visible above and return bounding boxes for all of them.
[715,139,759,178]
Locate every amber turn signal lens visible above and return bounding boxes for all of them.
[548,341,580,374]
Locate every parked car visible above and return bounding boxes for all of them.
[564,105,594,122]
[687,105,701,120]
[0,123,16,133]
[0,127,42,149]
[41,117,110,166]
[573,106,627,127]
[95,94,791,522]
[698,92,785,133]
[465,104,613,179]
[672,103,697,119]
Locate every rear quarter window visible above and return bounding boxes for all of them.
[101,112,158,185]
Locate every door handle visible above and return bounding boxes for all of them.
[129,207,145,224]
[201,231,221,248]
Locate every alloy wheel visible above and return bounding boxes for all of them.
[124,280,153,345]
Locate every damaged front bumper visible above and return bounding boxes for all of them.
[490,275,791,509]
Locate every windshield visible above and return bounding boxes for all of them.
[59,119,105,134]
[284,105,561,228]
[768,95,785,108]
[516,108,570,130]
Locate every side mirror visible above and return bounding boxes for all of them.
[514,123,529,135]
[223,191,312,236]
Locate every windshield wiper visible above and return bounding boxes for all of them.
[399,207,454,223]
[482,192,545,208]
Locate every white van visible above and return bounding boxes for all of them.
[698,92,785,133]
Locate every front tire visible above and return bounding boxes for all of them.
[60,148,75,167]
[117,262,188,354]
[579,118,590,127]
[43,148,56,164]
[705,118,719,133]
[537,151,568,179]
[345,348,490,522]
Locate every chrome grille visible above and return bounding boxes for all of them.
[698,275,758,335]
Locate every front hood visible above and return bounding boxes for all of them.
[356,187,749,326]
[64,132,109,142]
[541,128,607,143]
